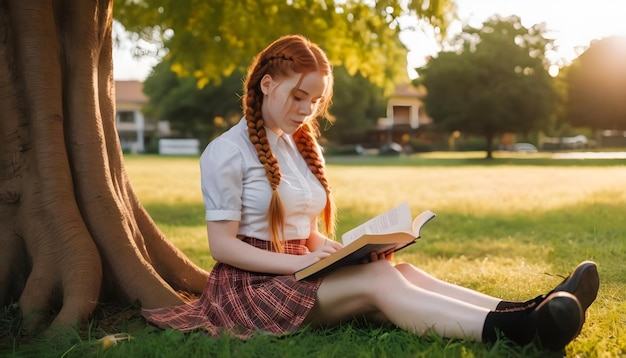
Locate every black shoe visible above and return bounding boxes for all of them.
[553,261,600,312]
[496,261,599,313]
[531,291,583,351]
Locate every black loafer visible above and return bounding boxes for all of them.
[532,291,583,351]
[553,261,600,312]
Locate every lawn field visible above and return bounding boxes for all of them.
[4,153,626,357]
[122,153,626,357]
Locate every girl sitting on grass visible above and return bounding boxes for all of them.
[143,34,599,352]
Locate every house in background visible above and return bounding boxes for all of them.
[115,80,162,153]
[385,83,427,129]
[366,83,433,147]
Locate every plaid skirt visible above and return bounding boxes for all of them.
[142,237,322,339]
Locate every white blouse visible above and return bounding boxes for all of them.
[200,118,327,241]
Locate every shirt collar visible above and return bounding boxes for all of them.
[265,126,282,147]
[265,126,295,151]
[238,118,294,151]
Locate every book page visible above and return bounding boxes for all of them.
[341,202,414,246]
[412,210,436,236]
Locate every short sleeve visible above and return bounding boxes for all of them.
[199,138,243,221]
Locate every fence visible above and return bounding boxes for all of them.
[158,138,200,155]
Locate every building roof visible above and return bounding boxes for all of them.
[115,80,148,104]
[393,83,426,98]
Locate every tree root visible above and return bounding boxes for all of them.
[0,0,209,334]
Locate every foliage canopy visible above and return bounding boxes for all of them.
[113,0,456,91]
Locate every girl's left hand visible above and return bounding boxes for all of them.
[365,249,394,263]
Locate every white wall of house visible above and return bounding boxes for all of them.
[386,98,420,129]
[115,80,153,154]
[116,107,145,153]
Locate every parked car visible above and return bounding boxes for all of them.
[378,142,403,156]
[540,135,588,150]
[561,135,588,149]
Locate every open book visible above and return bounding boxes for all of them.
[294,203,436,281]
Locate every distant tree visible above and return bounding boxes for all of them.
[543,65,570,136]
[113,0,457,91]
[565,36,626,131]
[142,61,243,148]
[323,67,387,144]
[415,15,556,158]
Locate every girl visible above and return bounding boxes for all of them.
[143,34,599,351]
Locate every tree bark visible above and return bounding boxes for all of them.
[0,0,209,332]
[485,133,494,159]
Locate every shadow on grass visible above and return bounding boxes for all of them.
[142,202,205,227]
[1,309,558,358]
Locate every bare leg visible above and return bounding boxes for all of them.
[394,263,501,310]
[308,260,585,351]
[309,260,489,341]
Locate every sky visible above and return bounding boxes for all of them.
[113,0,626,81]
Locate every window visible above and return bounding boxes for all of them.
[117,111,135,124]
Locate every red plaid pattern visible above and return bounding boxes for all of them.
[142,237,322,338]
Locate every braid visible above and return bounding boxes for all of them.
[294,122,337,238]
[245,79,285,253]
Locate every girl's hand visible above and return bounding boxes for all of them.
[364,249,394,264]
[296,239,341,271]
[322,238,343,251]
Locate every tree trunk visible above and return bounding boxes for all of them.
[0,0,209,332]
[485,133,494,159]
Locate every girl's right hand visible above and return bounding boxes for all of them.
[296,241,339,271]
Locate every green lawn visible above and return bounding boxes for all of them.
[3,153,626,357]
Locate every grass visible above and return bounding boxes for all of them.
[3,152,626,357]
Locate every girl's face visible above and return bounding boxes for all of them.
[260,71,328,135]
